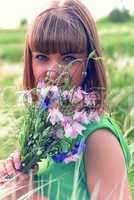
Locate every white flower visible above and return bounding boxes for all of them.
[19,90,32,104]
[40,88,49,97]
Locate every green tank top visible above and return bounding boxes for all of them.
[23,115,131,200]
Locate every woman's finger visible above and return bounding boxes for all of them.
[0,160,7,177]
[0,160,11,183]
[4,158,16,176]
[12,150,21,170]
[15,171,30,184]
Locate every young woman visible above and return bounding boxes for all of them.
[0,0,132,199]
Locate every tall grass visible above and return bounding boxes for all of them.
[0,156,132,199]
[0,28,26,63]
[0,21,134,198]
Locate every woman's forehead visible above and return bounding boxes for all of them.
[29,11,88,55]
[29,36,87,55]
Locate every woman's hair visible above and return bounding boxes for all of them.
[23,0,107,107]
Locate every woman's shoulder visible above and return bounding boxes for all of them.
[84,128,126,169]
[83,114,131,170]
[83,127,131,199]
[83,113,124,140]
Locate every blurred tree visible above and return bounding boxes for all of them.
[20,18,28,27]
[108,7,131,23]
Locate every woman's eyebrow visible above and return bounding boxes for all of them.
[61,52,83,56]
[32,51,45,54]
[32,51,47,56]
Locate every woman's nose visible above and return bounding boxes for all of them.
[47,68,57,80]
[46,63,60,81]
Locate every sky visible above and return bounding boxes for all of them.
[0,0,134,29]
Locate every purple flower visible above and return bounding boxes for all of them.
[63,90,70,100]
[50,95,60,105]
[77,139,86,155]
[44,96,50,106]
[71,147,78,154]
[40,97,59,111]
[40,96,51,109]
[52,152,67,163]
[71,139,86,155]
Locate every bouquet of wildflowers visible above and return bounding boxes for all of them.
[19,51,103,173]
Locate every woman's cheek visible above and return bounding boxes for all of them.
[32,63,46,82]
[69,64,84,86]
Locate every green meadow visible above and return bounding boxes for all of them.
[0,21,134,198]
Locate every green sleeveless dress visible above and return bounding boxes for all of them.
[22,115,131,200]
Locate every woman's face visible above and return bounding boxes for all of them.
[32,51,87,86]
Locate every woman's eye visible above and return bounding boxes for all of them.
[35,55,49,62]
[63,56,76,63]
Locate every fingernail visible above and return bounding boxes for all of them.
[15,163,21,170]
[0,177,7,183]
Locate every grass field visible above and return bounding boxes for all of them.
[0,21,134,198]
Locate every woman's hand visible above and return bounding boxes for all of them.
[0,150,48,200]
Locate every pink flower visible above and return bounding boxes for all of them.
[64,154,79,164]
[89,91,98,100]
[73,111,89,124]
[85,91,98,106]
[63,90,70,100]
[37,79,45,89]
[64,122,74,137]
[48,108,64,125]
[62,116,72,126]
[88,111,100,122]
[50,86,59,97]
[63,117,86,138]
[69,87,84,104]
[72,121,86,136]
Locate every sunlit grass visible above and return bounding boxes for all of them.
[0,28,26,63]
[0,157,133,199]
[97,21,134,57]
[0,21,134,198]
